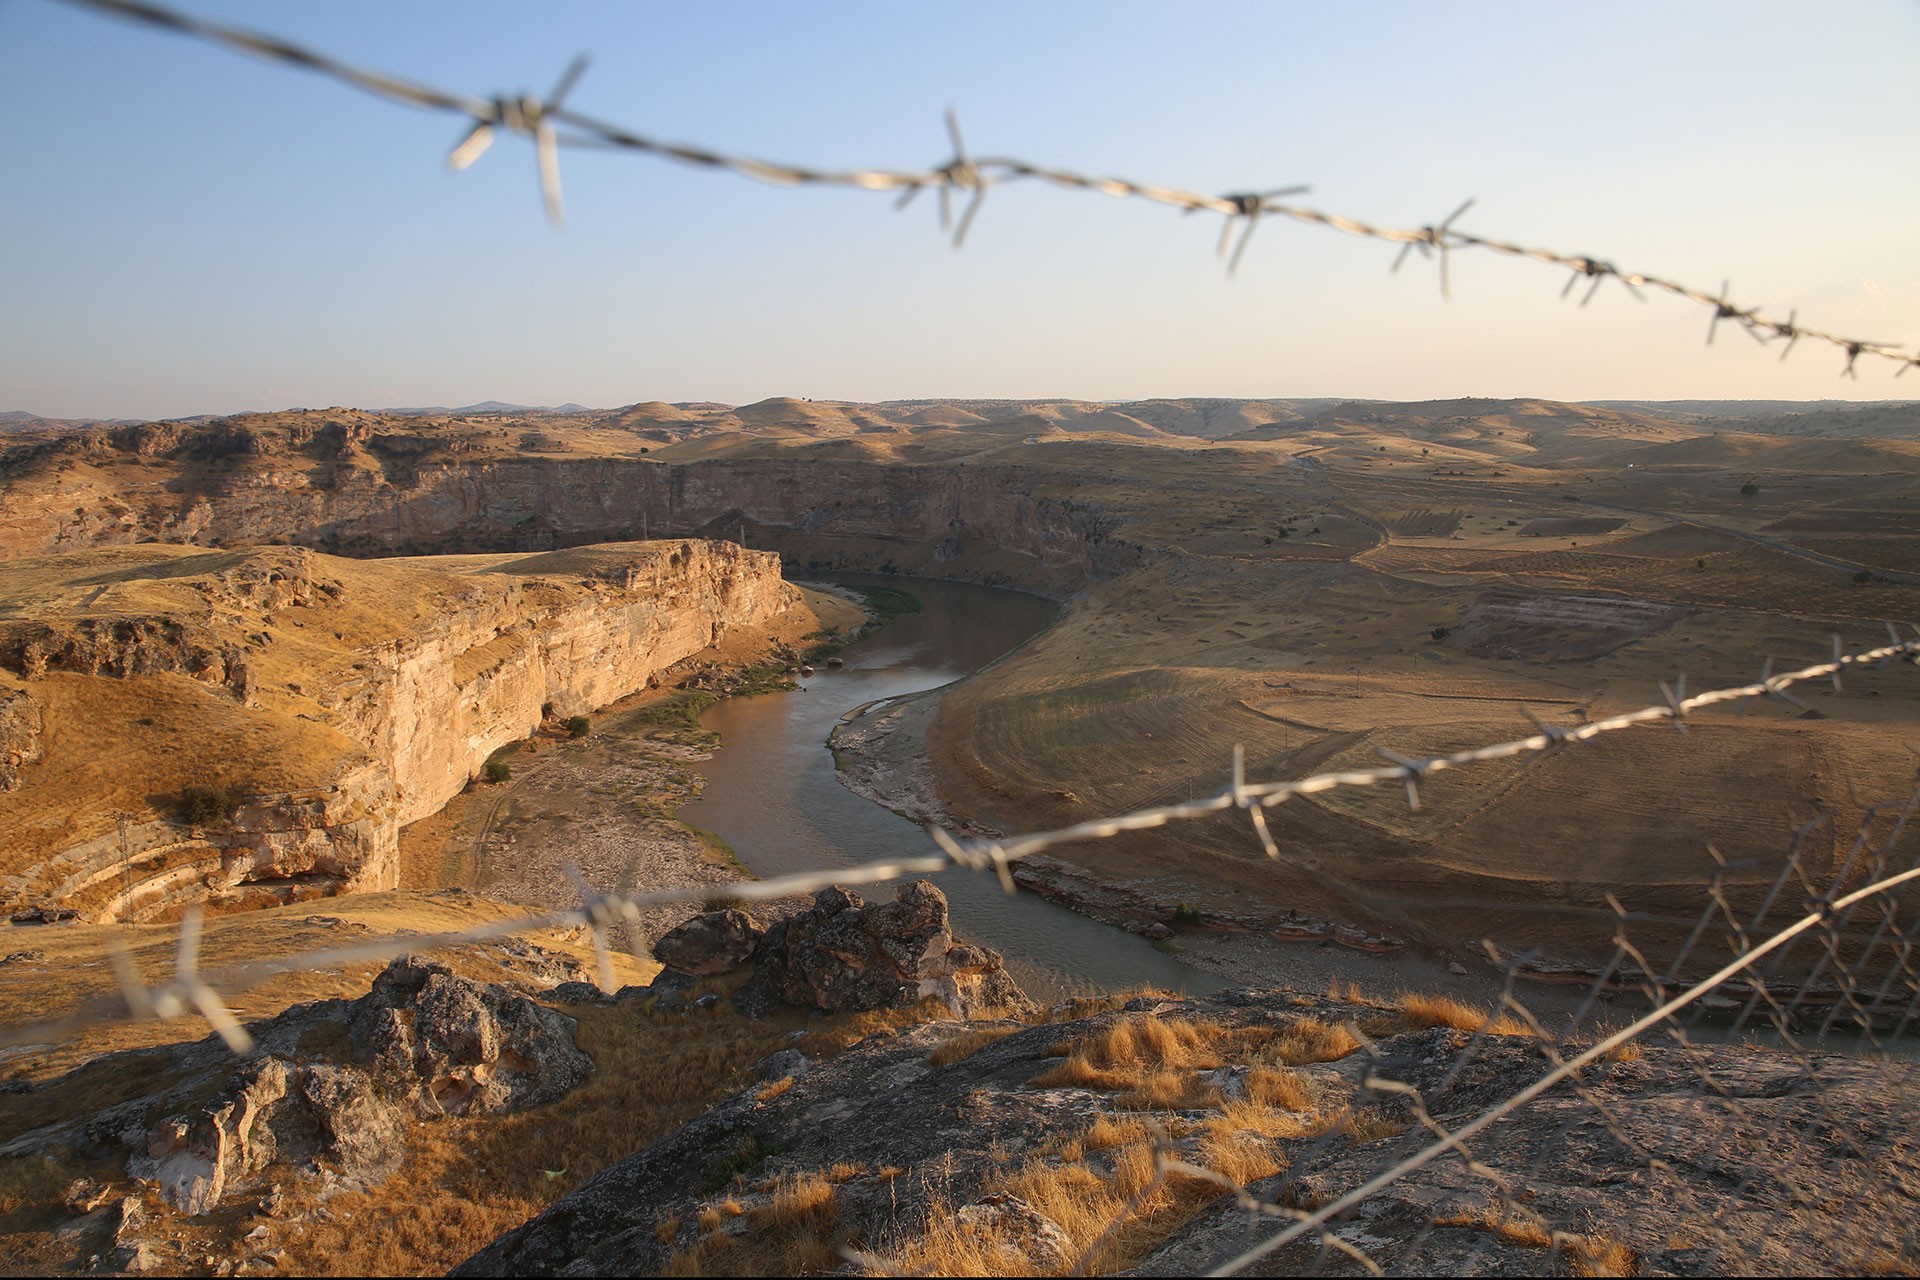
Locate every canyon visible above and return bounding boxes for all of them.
[5,395,1920,960]
[2,395,1918,1276]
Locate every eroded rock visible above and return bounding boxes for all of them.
[55,955,591,1218]
[0,686,42,790]
[732,882,1035,1020]
[652,908,764,977]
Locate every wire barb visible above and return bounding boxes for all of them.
[1390,197,1475,300]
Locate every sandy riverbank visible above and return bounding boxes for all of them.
[828,687,997,836]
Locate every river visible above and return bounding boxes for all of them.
[678,575,1229,1004]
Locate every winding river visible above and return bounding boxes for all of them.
[679,575,1229,1004]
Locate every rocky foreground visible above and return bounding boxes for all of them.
[6,881,1917,1276]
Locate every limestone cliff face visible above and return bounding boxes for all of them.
[0,541,794,921]
[329,540,792,824]
[27,766,397,923]
[0,450,1137,592]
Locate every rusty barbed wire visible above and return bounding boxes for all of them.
[48,0,1920,379]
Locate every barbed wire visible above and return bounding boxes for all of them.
[50,0,1920,380]
[4,631,1916,1061]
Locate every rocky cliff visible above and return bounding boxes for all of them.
[0,413,1152,593]
[0,540,796,921]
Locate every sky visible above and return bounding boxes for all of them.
[1,0,1916,421]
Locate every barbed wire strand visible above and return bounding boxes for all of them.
[4,633,1916,1062]
[50,0,1920,379]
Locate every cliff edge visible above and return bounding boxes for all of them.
[0,539,796,921]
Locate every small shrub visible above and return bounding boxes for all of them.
[1854,570,1876,584]
[566,715,591,738]
[483,759,512,784]
[177,784,239,825]
[1172,902,1203,925]
[1740,481,1760,496]
[1430,625,1451,641]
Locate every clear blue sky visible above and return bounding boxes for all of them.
[2,0,1915,420]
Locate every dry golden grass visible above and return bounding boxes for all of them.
[757,1076,794,1102]
[1337,1107,1410,1145]
[1041,987,1180,1024]
[1031,1016,1228,1110]
[1269,1018,1363,1066]
[929,1026,1021,1067]
[884,1109,1289,1277]
[663,1172,842,1277]
[1604,1040,1645,1063]
[1363,993,1531,1039]
[1435,1204,1554,1248]
[1246,1066,1313,1112]
[1566,1234,1642,1277]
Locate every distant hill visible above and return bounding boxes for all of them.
[384,401,596,416]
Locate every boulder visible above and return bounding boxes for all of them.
[100,955,594,1217]
[352,955,593,1115]
[651,908,764,977]
[737,881,1035,1020]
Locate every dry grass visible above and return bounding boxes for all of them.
[1566,1234,1642,1277]
[1269,1018,1363,1065]
[1041,987,1180,1024]
[1031,1016,1228,1111]
[663,1172,842,1277]
[1246,1065,1313,1111]
[758,1076,794,1102]
[1363,993,1531,1039]
[930,1026,1021,1067]
[1435,1204,1554,1248]
[883,1110,1289,1276]
[1604,1040,1644,1063]
[1337,1107,1410,1145]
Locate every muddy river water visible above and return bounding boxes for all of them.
[679,576,1229,1004]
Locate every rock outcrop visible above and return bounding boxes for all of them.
[651,907,763,977]
[650,882,1036,1020]
[0,687,41,791]
[32,956,593,1217]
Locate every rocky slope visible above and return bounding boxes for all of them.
[0,540,796,921]
[456,982,1918,1277]
[7,879,1915,1276]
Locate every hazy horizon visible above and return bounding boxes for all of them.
[3,1,1914,420]
[7,390,1920,425]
